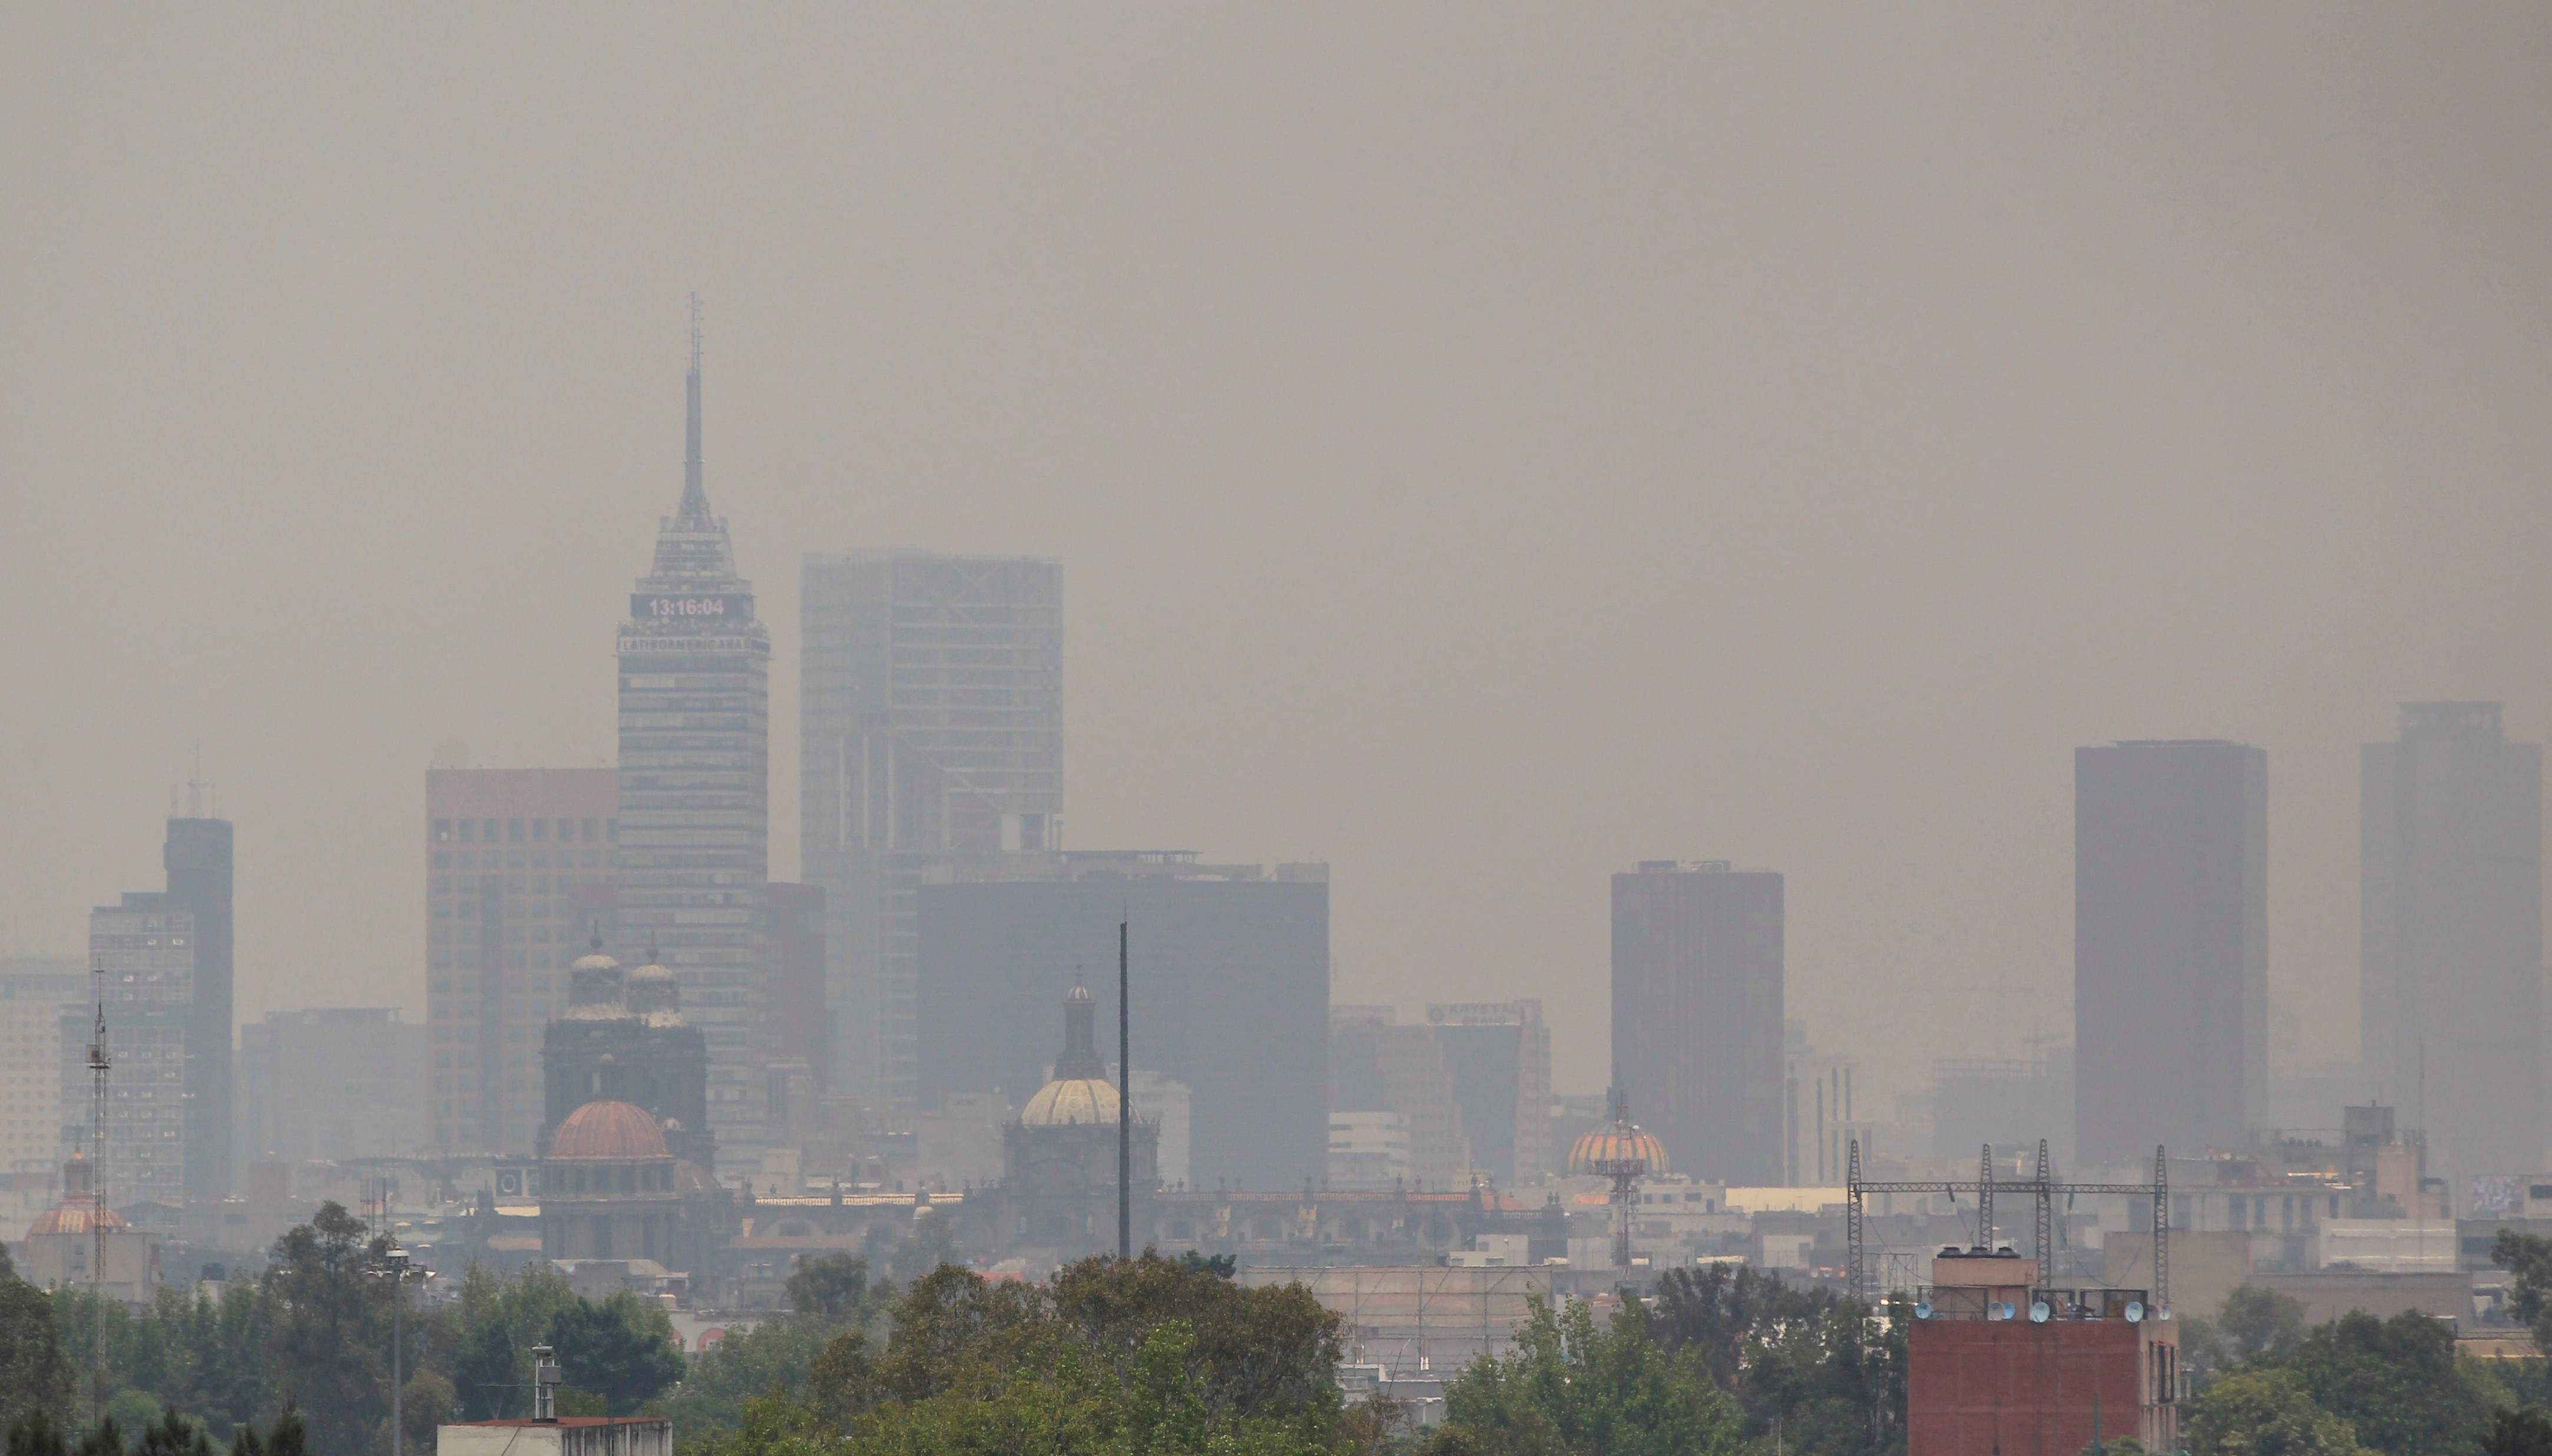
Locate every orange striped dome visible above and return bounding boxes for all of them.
[1567,1127,1668,1175]
[29,1198,124,1236]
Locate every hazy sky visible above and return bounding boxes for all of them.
[6,5,2549,1114]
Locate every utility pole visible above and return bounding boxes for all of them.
[85,952,110,1425]
[1118,917,1131,1261]
[371,1243,426,1456]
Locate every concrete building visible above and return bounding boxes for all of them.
[618,317,773,1156]
[65,899,195,1207]
[1426,1001,1553,1189]
[1331,1007,1471,1192]
[1328,1110,1412,1190]
[767,882,828,1093]
[1786,1021,1872,1187]
[428,767,618,1156]
[916,853,1329,1189]
[237,1008,426,1163]
[161,817,233,1200]
[799,549,1062,1110]
[2075,740,2268,1164]
[0,960,84,1177]
[2362,702,2546,1184]
[1611,861,1785,1185]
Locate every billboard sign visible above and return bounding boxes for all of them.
[2472,1173,2523,1216]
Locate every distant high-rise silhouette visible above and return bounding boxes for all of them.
[800,550,1061,1108]
[1611,861,1785,1185]
[162,815,233,1200]
[2362,702,2544,1183]
[618,299,772,1154]
[2074,740,2267,1163]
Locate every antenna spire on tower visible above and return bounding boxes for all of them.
[678,294,710,527]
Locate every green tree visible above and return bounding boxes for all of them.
[550,1290,685,1415]
[1647,1263,1904,1453]
[2217,1286,2309,1365]
[5,1413,69,1456]
[2487,1408,2552,1456]
[2498,1233,2552,1350]
[134,1408,214,1456]
[1424,1296,1749,1456]
[786,1256,873,1322]
[262,1203,395,1456]
[2185,1366,2371,1456]
[0,1264,74,1429]
[1048,1250,1343,1423]
[2289,1309,2490,1456]
[886,1210,964,1285]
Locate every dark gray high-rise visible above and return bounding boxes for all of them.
[2074,740,2268,1164]
[164,816,233,1199]
[800,551,1062,1110]
[1611,861,1785,1184]
[915,853,1328,1188]
[2363,703,2544,1183]
[618,305,772,1150]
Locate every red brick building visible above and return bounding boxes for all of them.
[1906,1249,2179,1455]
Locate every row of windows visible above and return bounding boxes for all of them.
[433,817,614,845]
[434,849,610,871]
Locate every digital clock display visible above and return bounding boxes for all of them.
[631,593,753,621]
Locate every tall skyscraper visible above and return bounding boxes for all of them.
[427,768,618,1154]
[619,305,772,1154]
[0,959,85,1177]
[916,853,1328,1188]
[2074,740,2268,1164]
[800,550,1062,1109]
[69,899,195,1207]
[2362,703,2545,1183]
[1611,861,1785,1185]
[163,817,233,1200]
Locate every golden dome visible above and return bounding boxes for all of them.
[1567,1127,1669,1175]
[1020,1077,1122,1127]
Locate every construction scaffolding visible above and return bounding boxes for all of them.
[1846,1139,2169,1308]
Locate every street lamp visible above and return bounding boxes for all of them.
[370,1243,428,1456]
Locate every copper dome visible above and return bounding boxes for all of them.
[550,1099,671,1159]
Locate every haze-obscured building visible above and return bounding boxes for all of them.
[917,853,1328,1189]
[1332,1007,1471,1191]
[65,899,200,1208]
[1786,1021,1871,1186]
[237,1008,426,1163]
[1611,861,1784,1185]
[618,323,773,1155]
[1426,1001,1553,1189]
[800,550,1063,1110]
[2362,702,2545,1184]
[768,882,828,1093]
[1931,1050,2076,1168]
[2075,740,2268,1163]
[0,960,84,1177]
[161,817,233,1200]
[428,767,618,1156]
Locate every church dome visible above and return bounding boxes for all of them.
[551,1100,671,1159]
[1021,1077,1123,1127]
[1567,1127,1669,1176]
[32,1155,123,1235]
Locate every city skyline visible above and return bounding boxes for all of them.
[8,8,2552,1117]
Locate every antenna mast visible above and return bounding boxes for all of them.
[1118,917,1131,1261]
[86,952,111,1422]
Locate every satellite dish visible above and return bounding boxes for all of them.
[2125,1301,2145,1323]
[2030,1301,2050,1323]
[1914,1302,1933,1320]
[2157,1305,2172,1322]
